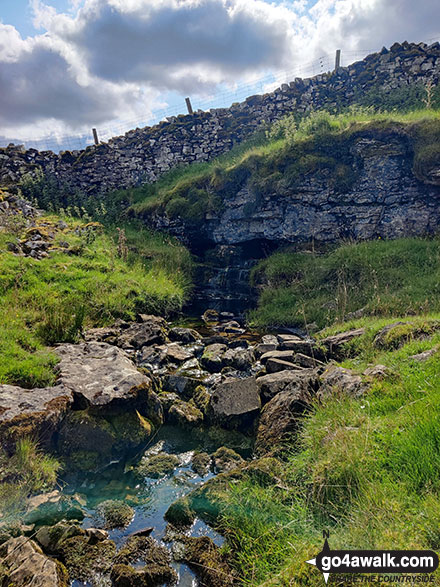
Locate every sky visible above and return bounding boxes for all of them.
[0,0,439,150]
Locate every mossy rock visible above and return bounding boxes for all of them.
[212,447,245,473]
[136,453,179,479]
[57,534,116,583]
[164,497,195,527]
[191,385,210,414]
[191,451,211,476]
[94,500,134,530]
[374,321,440,349]
[180,536,235,587]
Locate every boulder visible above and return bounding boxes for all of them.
[163,374,200,398]
[222,347,255,371]
[260,350,296,364]
[212,447,244,473]
[0,383,72,450]
[208,376,261,430]
[191,452,211,476]
[293,353,325,368]
[174,536,235,587]
[158,392,180,412]
[0,536,68,587]
[321,328,365,358]
[318,366,367,399]
[117,315,168,349]
[277,339,317,356]
[256,369,318,403]
[255,387,313,455]
[168,400,204,428]
[55,342,155,414]
[163,343,194,363]
[254,342,278,358]
[200,343,227,373]
[202,309,219,324]
[168,327,200,343]
[24,491,84,526]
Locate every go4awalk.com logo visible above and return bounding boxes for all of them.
[306,532,439,584]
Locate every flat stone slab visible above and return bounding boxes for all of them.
[55,342,150,410]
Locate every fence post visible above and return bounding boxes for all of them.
[335,49,341,70]
[92,128,99,145]
[185,98,194,115]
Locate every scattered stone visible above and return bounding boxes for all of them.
[254,342,278,358]
[164,343,194,363]
[222,347,255,371]
[321,328,365,358]
[409,347,439,362]
[158,392,180,412]
[209,376,261,430]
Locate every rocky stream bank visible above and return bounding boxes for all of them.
[0,311,384,586]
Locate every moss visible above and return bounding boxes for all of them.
[94,500,134,529]
[191,386,210,414]
[191,451,211,476]
[375,321,440,349]
[136,453,179,479]
[164,497,195,527]
[212,447,245,473]
[181,536,235,587]
[57,535,116,583]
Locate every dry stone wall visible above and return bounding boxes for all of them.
[1,41,440,195]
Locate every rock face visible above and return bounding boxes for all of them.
[208,376,261,430]
[0,536,68,587]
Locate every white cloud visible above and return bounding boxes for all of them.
[0,0,439,144]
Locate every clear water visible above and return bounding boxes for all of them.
[63,425,252,586]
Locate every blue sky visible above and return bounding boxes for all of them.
[0,0,439,151]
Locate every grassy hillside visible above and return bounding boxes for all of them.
[215,316,440,585]
[124,108,440,225]
[249,237,440,329]
[0,213,192,388]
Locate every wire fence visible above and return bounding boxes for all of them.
[4,36,439,153]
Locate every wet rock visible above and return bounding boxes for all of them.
[136,453,180,479]
[209,376,261,430]
[163,343,194,363]
[94,500,134,530]
[57,534,116,583]
[212,447,245,472]
[200,343,227,373]
[164,498,195,527]
[0,536,68,587]
[255,387,313,455]
[256,369,318,402]
[321,328,365,358]
[24,491,85,526]
[57,409,156,470]
[318,366,367,399]
[158,392,180,412]
[191,452,211,476]
[168,327,199,343]
[176,536,235,587]
[112,535,178,585]
[202,309,219,324]
[163,374,200,398]
[0,383,72,451]
[191,385,210,414]
[168,400,204,428]
[35,521,85,554]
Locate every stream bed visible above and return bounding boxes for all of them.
[62,425,252,586]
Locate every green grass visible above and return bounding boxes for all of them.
[212,316,440,585]
[249,237,440,329]
[0,437,61,522]
[0,215,192,387]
